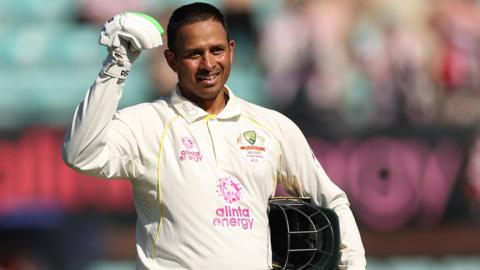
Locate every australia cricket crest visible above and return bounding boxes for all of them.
[237,130,267,163]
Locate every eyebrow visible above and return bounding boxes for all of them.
[182,43,227,54]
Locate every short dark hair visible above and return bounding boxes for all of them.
[167,2,229,52]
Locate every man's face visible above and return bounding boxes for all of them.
[165,19,235,103]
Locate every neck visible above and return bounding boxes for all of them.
[179,87,229,115]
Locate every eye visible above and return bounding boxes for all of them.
[185,51,201,59]
[212,47,225,55]
[189,53,201,59]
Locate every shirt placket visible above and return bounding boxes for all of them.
[204,116,226,167]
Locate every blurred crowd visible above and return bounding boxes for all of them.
[258,0,480,131]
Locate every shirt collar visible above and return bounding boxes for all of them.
[170,85,242,123]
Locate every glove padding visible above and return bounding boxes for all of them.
[99,12,164,80]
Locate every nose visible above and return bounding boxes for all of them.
[201,52,216,70]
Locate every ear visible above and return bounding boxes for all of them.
[164,49,177,73]
[229,40,235,63]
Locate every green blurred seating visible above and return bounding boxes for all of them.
[0,0,78,25]
[0,62,152,128]
[0,26,103,67]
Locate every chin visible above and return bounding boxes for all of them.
[180,80,225,100]
[199,83,224,95]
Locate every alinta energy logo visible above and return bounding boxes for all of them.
[212,176,254,230]
[178,136,203,162]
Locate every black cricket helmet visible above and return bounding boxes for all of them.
[268,198,340,270]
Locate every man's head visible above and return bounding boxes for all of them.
[164,2,235,113]
[166,2,229,53]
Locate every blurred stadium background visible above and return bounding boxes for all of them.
[1,0,480,269]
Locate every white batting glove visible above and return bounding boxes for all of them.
[99,12,164,80]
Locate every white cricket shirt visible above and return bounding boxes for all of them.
[62,75,366,270]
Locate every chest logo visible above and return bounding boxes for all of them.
[237,130,266,162]
[216,176,243,204]
[178,136,203,162]
[213,176,254,230]
[243,130,257,145]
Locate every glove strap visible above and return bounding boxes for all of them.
[100,50,132,80]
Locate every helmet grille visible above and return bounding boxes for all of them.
[269,198,340,270]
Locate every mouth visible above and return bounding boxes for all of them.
[196,72,220,85]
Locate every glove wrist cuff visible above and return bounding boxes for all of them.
[101,62,131,80]
[100,52,132,80]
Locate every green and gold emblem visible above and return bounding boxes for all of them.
[243,130,257,145]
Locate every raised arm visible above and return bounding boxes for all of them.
[62,13,164,179]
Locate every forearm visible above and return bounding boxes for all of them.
[304,178,366,269]
[331,200,366,269]
[62,12,163,176]
[62,75,123,169]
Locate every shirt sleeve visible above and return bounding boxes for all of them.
[275,115,367,270]
[62,75,142,179]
